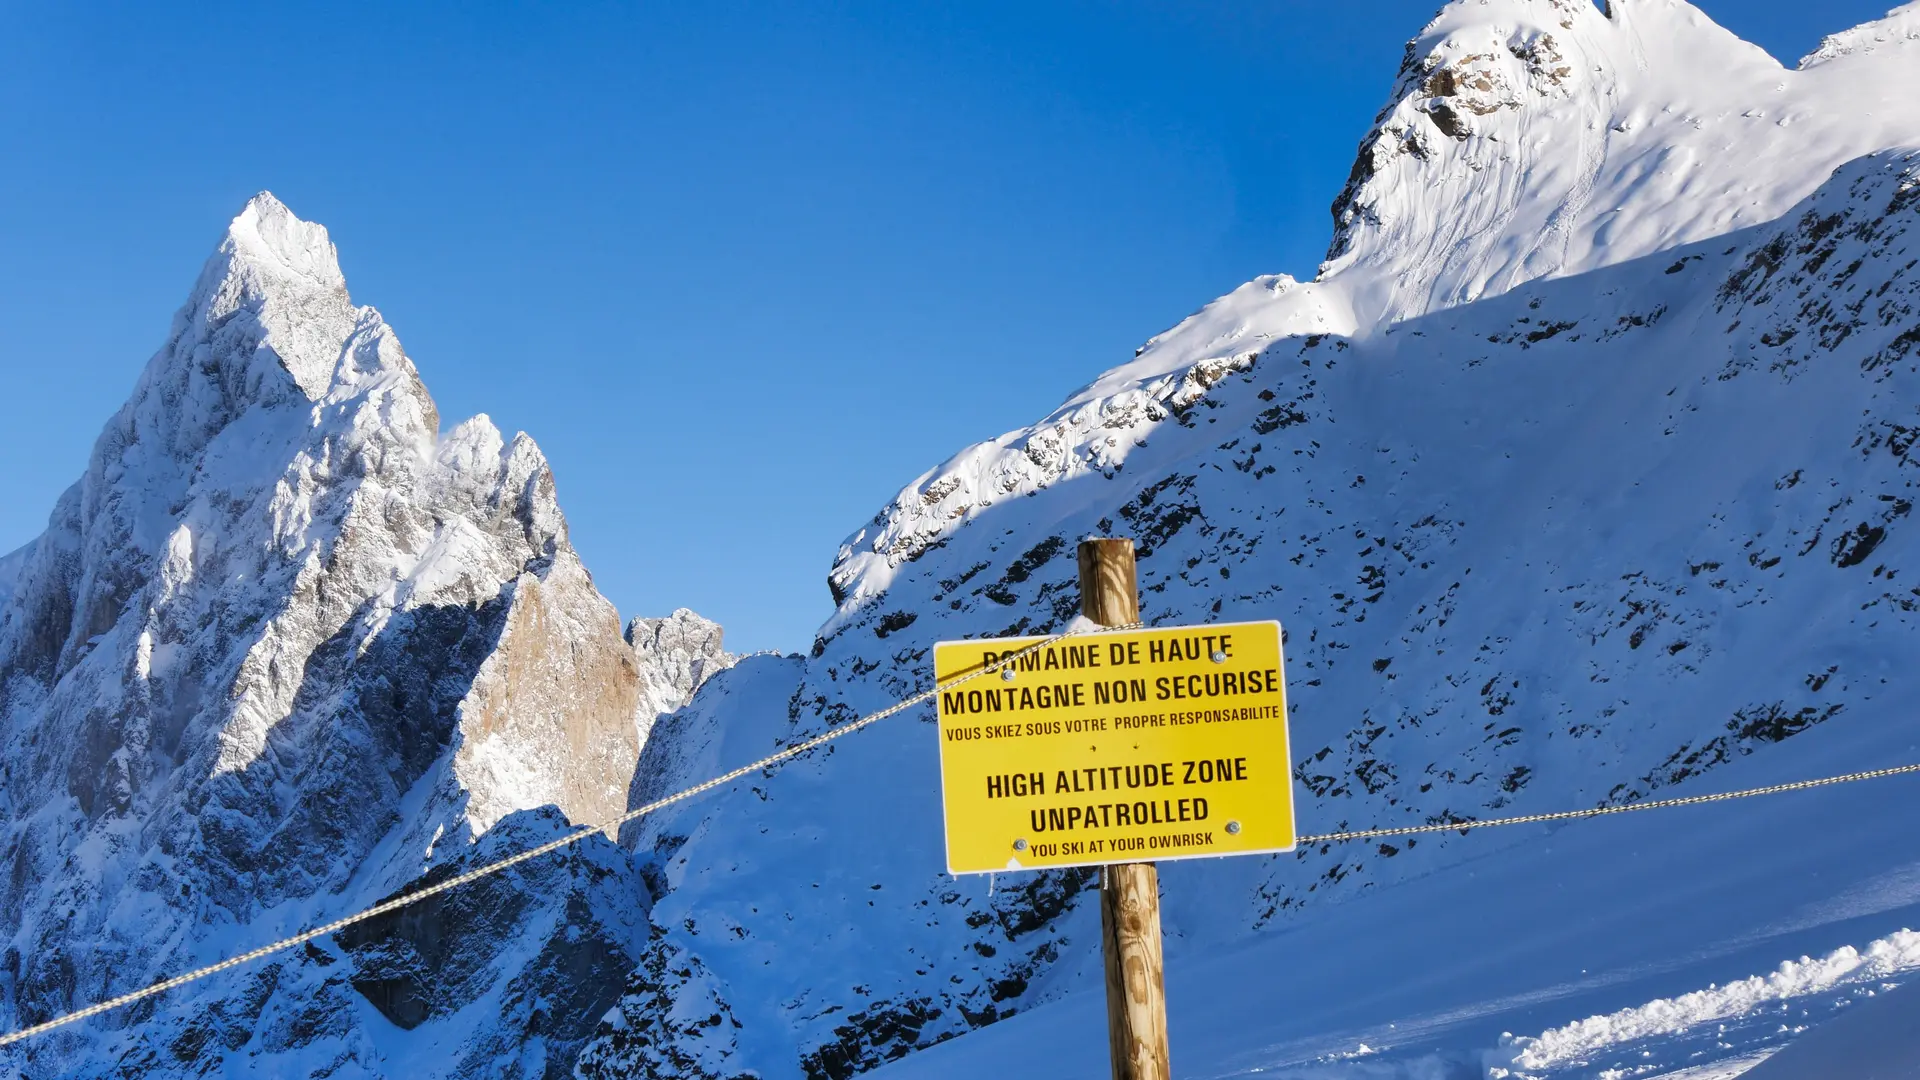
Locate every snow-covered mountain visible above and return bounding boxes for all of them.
[0,194,729,1078]
[578,1,1920,1077]
[6,1,1919,1076]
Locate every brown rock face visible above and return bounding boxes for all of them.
[455,555,645,835]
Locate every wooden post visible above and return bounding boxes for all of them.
[1078,538,1171,1080]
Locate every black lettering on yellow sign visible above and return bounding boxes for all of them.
[1027,797,1211,833]
[1092,678,1149,704]
[1147,633,1233,664]
[933,620,1294,874]
[1152,668,1281,701]
[980,759,1250,799]
[1054,763,1173,793]
[941,670,1279,716]
[985,772,1046,799]
[1181,757,1249,784]
[979,643,1104,673]
[940,682,1088,715]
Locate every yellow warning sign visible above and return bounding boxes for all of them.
[933,621,1294,874]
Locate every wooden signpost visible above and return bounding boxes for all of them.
[931,537,1296,1080]
[1082,538,1171,1080]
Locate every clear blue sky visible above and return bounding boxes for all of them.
[0,1,1892,653]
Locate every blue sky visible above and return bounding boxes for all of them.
[0,1,1895,653]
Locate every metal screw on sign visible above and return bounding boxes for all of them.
[1225,820,1242,835]
[1013,838,1028,851]
[1210,650,1227,664]
[1001,668,1016,681]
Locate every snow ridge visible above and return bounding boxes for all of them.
[580,3,1920,1077]
[1800,2,1920,68]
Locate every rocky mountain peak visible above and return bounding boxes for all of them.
[626,609,736,745]
[1321,0,1914,326]
[1800,1,1920,68]
[173,191,383,405]
[0,194,733,1077]
[225,191,347,293]
[577,5,1920,1077]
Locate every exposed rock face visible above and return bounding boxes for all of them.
[455,555,645,837]
[591,651,807,1078]
[572,928,753,1080]
[0,194,700,1077]
[627,608,736,747]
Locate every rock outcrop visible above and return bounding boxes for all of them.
[627,609,735,747]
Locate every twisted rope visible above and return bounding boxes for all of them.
[6,623,1913,1049]
[1295,762,1920,845]
[0,622,1136,1049]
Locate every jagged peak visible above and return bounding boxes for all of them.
[1319,0,1920,325]
[38,196,454,592]
[1416,0,1612,40]
[185,192,348,320]
[434,415,566,543]
[227,192,345,292]
[170,192,358,401]
[626,608,726,656]
[437,413,509,469]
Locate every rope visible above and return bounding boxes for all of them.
[4,621,1913,1049]
[0,621,1137,1050]
[1295,761,1920,845]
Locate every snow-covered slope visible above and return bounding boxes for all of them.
[0,195,718,1078]
[7,2,1917,1075]
[579,2,1920,1077]
[862,698,1920,1078]
[1322,0,1920,325]
[1738,976,1920,1079]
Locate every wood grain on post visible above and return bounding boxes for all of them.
[1078,538,1139,629]
[1100,861,1168,1080]
[1077,538,1171,1080]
